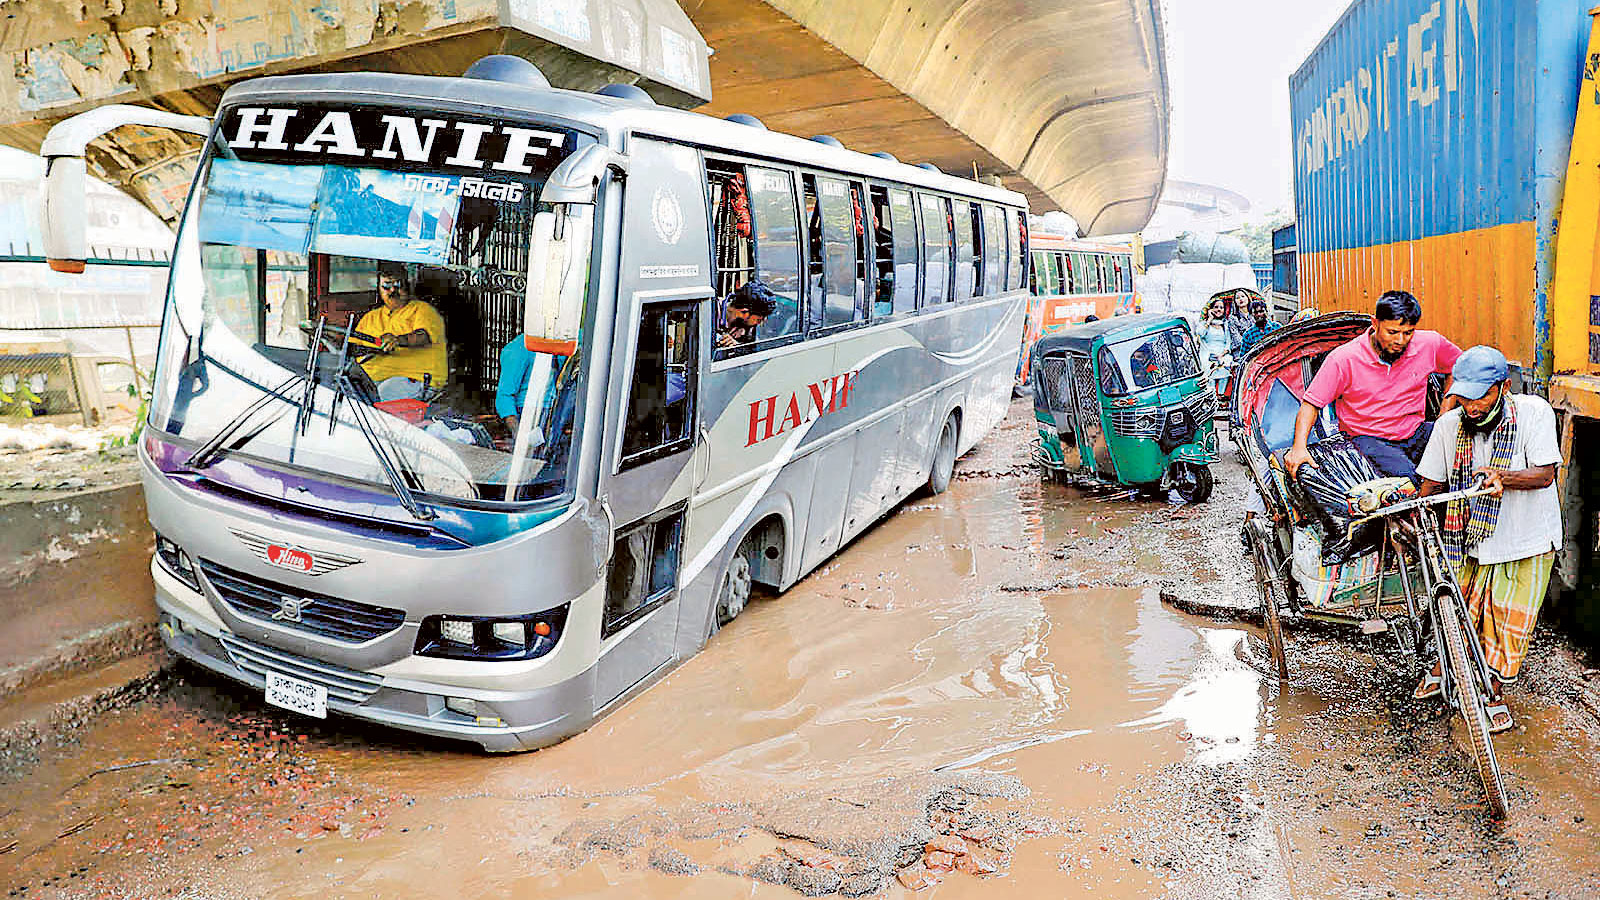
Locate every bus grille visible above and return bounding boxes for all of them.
[218,632,383,704]
[200,560,406,644]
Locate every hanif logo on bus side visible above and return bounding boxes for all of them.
[746,370,859,447]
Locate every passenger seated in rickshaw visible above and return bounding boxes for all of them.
[1284,291,1462,484]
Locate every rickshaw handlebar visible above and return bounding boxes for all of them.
[1348,474,1495,527]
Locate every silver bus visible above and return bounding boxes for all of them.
[79,57,1028,750]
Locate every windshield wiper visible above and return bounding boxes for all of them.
[332,370,436,521]
[186,372,305,470]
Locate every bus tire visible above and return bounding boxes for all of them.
[928,413,960,495]
[711,538,756,634]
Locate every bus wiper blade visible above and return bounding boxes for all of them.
[296,317,327,437]
[186,372,304,470]
[334,372,436,521]
[326,314,357,435]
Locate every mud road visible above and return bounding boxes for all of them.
[4,405,1599,898]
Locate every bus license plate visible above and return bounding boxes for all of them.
[266,672,327,719]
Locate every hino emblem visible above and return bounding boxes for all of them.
[229,529,361,576]
[272,596,316,623]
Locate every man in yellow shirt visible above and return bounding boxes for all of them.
[358,262,448,401]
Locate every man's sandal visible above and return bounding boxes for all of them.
[1413,672,1442,701]
[1485,701,1514,735]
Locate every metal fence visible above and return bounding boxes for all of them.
[0,323,158,425]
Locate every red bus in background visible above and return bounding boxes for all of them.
[1016,233,1139,387]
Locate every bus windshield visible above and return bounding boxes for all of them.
[148,105,596,508]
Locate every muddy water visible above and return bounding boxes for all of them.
[4,414,1600,898]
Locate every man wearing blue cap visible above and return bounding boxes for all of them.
[1414,346,1563,733]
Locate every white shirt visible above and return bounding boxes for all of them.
[1416,395,1563,565]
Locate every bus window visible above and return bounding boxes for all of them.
[745,166,802,343]
[849,182,870,320]
[1096,254,1111,294]
[919,193,950,307]
[868,185,894,316]
[707,162,754,302]
[603,508,684,639]
[952,201,975,302]
[1028,250,1041,294]
[620,303,696,466]
[1057,253,1073,294]
[981,205,1005,295]
[1040,252,1060,295]
[1015,211,1029,290]
[888,188,919,314]
[998,206,1024,286]
[1116,254,1133,291]
[802,175,824,328]
[809,176,860,330]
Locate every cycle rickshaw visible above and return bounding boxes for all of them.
[1232,312,1510,818]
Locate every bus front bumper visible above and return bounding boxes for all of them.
[153,562,596,752]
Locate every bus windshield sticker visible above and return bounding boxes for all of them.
[198,159,320,253]
[308,166,463,265]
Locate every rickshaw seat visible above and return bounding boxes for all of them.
[1255,376,1342,458]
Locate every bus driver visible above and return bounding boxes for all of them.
[359,261,449,401]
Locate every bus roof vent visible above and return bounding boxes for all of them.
[810,134,844,149]
[870,151,898,162]
[725,113,767,130]
[463,55,551,89]
[596,83,656,104]
[917,163,942,173]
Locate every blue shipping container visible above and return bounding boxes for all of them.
[1289,0,1591,377]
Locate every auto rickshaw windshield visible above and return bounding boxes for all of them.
[1098,329,1202,396]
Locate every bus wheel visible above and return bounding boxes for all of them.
[928,414,960,495]
[713,542,755,631]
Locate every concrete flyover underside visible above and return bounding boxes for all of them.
[685,0,1169,234]
[0,0,1167,235]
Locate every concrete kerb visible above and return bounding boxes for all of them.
[0,482,160,701]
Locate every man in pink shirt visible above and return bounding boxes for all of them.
[1285,291,1462,482]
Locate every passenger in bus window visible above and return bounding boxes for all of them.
[359,261,448,401]
[716,279,778,349]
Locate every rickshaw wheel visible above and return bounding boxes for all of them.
[1246,520,1290,681]
[1436,588,1509,818]
[1171,462,1213,504]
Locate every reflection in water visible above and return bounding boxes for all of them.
[1124,628,1264,765]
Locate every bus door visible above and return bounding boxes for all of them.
[594,139,711,709]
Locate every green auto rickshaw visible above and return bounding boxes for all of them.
[1030,314,1218,503]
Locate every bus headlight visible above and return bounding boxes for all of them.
[415,604,569,661]
[154,532,201,592]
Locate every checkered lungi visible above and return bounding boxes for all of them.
[1457,550,1556,682]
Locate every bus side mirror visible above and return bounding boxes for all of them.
[42,156,88,273]
[39,104,212,273]
[523,145,627,354]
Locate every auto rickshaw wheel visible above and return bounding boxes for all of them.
[1170,462,1213,504]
